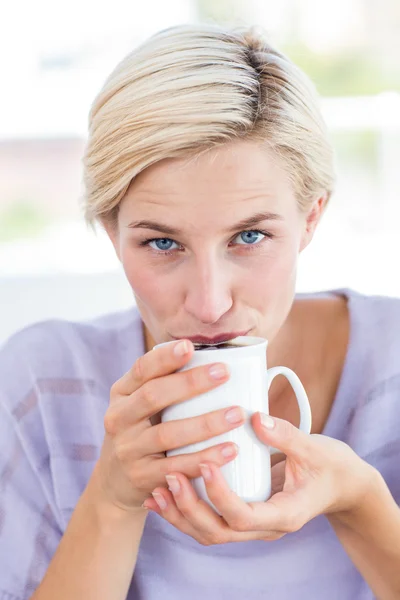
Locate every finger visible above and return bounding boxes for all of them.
[200,462,309,534]
[196,461,260,532]
[105,359,230,431]
[114,432,239,484]
[252,413,314,462]
[143,488,200,540]
[139,405,245,454]
[112,339,194,397]
[247,489,311,533]
[163,472,282,543]
[158,478,229,544]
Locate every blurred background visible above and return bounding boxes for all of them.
[1,0,399,344]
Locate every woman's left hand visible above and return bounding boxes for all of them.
[142,414,376,545]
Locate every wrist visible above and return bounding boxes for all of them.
[86,463,149,527]
[329,465,386,529]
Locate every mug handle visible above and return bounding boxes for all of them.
[266,366,312,455]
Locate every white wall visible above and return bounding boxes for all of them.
[0,271,134,344]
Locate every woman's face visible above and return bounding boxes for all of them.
[107,140,324,345]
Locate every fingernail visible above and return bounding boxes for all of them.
[199,463,212,481]
[152,492,168,510]
[225,407,244,423]
[221,444,238,458]
[141,502,150,510]
[165,475,181,495]
[261,413,275,429]
[174,340,189,357]
[209,363,228,380]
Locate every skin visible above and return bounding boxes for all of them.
[105,139,343,432]
[108,140,321,347]
[102,136,369,516]
[96,139,400,599]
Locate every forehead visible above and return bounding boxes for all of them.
[120,140,296,226]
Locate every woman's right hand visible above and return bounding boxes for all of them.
[93,339,245,512]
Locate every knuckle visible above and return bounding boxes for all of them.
[205,533,228,546]
[283,511,304,533]
[280,419,297,444]
[229,518,252,533]
[128,464,147,490]
[158,455,175,477]
[199,412,216,439]
[132,355,146,384]
[153,424,170,451]
[193,534,212,546]
[141,382,158,411]
[103,410,118,436]
[200,536,215,547]
[202,446,224,466]
[109,381,120,400]
[184,367,199,392]
[114,440,129,464]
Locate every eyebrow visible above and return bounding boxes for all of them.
[126,211,283,236]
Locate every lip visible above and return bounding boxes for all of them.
[172,331,250,345]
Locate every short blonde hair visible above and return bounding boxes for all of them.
[82,23,334,226]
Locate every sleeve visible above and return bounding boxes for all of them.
[0,326,65,600]
[0,398,63,600]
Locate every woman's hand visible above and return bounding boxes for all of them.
[93,339,244,512]
[142,414,377,544]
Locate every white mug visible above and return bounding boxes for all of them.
[158,337,312,512]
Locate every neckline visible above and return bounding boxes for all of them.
[143,287,364,550]
[133,287,361,438]
[313,288,362,439]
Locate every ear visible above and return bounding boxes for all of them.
[299,194,327,252]
[102,219,122,261]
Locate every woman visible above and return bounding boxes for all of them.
[0,23,399,600]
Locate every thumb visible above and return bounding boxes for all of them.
[253,413,313,462]
[258,487,312,533]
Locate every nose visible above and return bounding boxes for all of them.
[183,255,233,324]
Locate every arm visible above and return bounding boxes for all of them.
[143,414,400,600]
[1,336,240,599]
[328,469,400,600]
[32,464,148,600]
[31,337,239,599]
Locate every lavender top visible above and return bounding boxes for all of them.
[1,288,399,600]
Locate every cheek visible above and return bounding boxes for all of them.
[120,248,179,313]
[124,261,154,295]
[266,241,299,320]
[266,244,299,307]
[240,240,299,292]
[271,229,302,276]
[237,242,299,334]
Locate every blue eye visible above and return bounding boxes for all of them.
[140,229,273,254]
[235,230,265,245]
[148,238,177,251]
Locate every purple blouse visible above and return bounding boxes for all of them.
[0,289,399,599]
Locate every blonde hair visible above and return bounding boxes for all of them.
[82,23,335,227]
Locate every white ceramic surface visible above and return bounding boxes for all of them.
[159,337,312,511]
